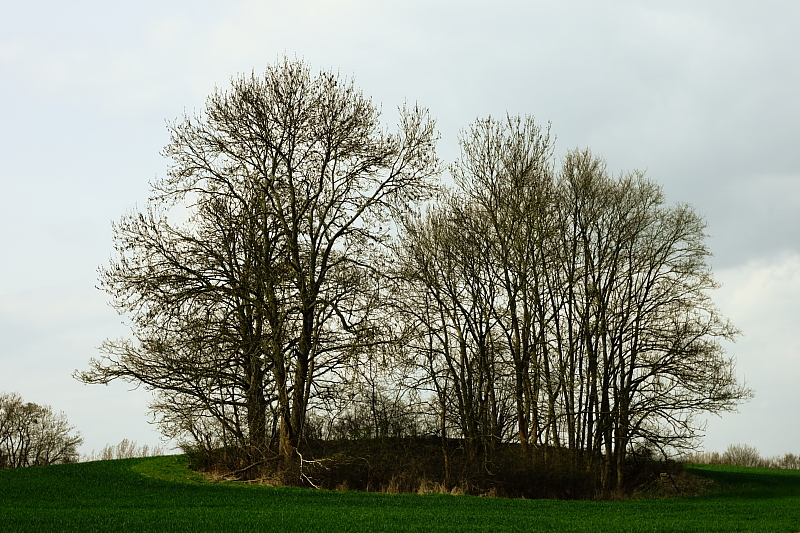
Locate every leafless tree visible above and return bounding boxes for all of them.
[75,58,439,462]
[0,392,83,468]
[397,190,515,469]
[449,115,556,456]
[394,119,751,493]
[552,148,751,490]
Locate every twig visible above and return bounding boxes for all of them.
[297,450,323,489]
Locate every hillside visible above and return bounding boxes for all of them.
[1,457,799,532]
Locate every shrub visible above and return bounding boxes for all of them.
[187,436,675,499]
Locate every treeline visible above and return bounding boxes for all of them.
[1,392,166,470]
[686,444,800,470]
[75,58,751,495]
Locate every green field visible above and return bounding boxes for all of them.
[1,456,799,532]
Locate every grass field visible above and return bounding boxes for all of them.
[1,456,799,532]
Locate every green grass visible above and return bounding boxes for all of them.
[1,457,799,532]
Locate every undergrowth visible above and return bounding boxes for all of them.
[184,437,685,500]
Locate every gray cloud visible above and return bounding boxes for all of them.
[1,0,798,455]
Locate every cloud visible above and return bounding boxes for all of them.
[0,286,166,454]
[2,0,799,457]
[702,253,800,456]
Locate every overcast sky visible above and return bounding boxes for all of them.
[1,0,798,458]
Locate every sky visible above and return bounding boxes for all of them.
[1,0,799,458]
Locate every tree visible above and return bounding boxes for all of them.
[551,148,752,490]
[76,58,439,461]
[448,115,556,456]
[398,193,508,466]
[394,117,751,493]
[396,116,555,467]
[0,392,83,468]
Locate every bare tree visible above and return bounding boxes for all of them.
[0,392,83,468]
[553,148,752,490]
[76,58,439,461]
[397,190,513,469]
[394,120,751,493]
[449,115,556,455]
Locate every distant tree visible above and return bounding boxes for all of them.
[0,392,83,468]
[722,443,764,467]
[81,438,166,462]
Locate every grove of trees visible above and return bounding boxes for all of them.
[75,58,751,495]
[0,392,83,468]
